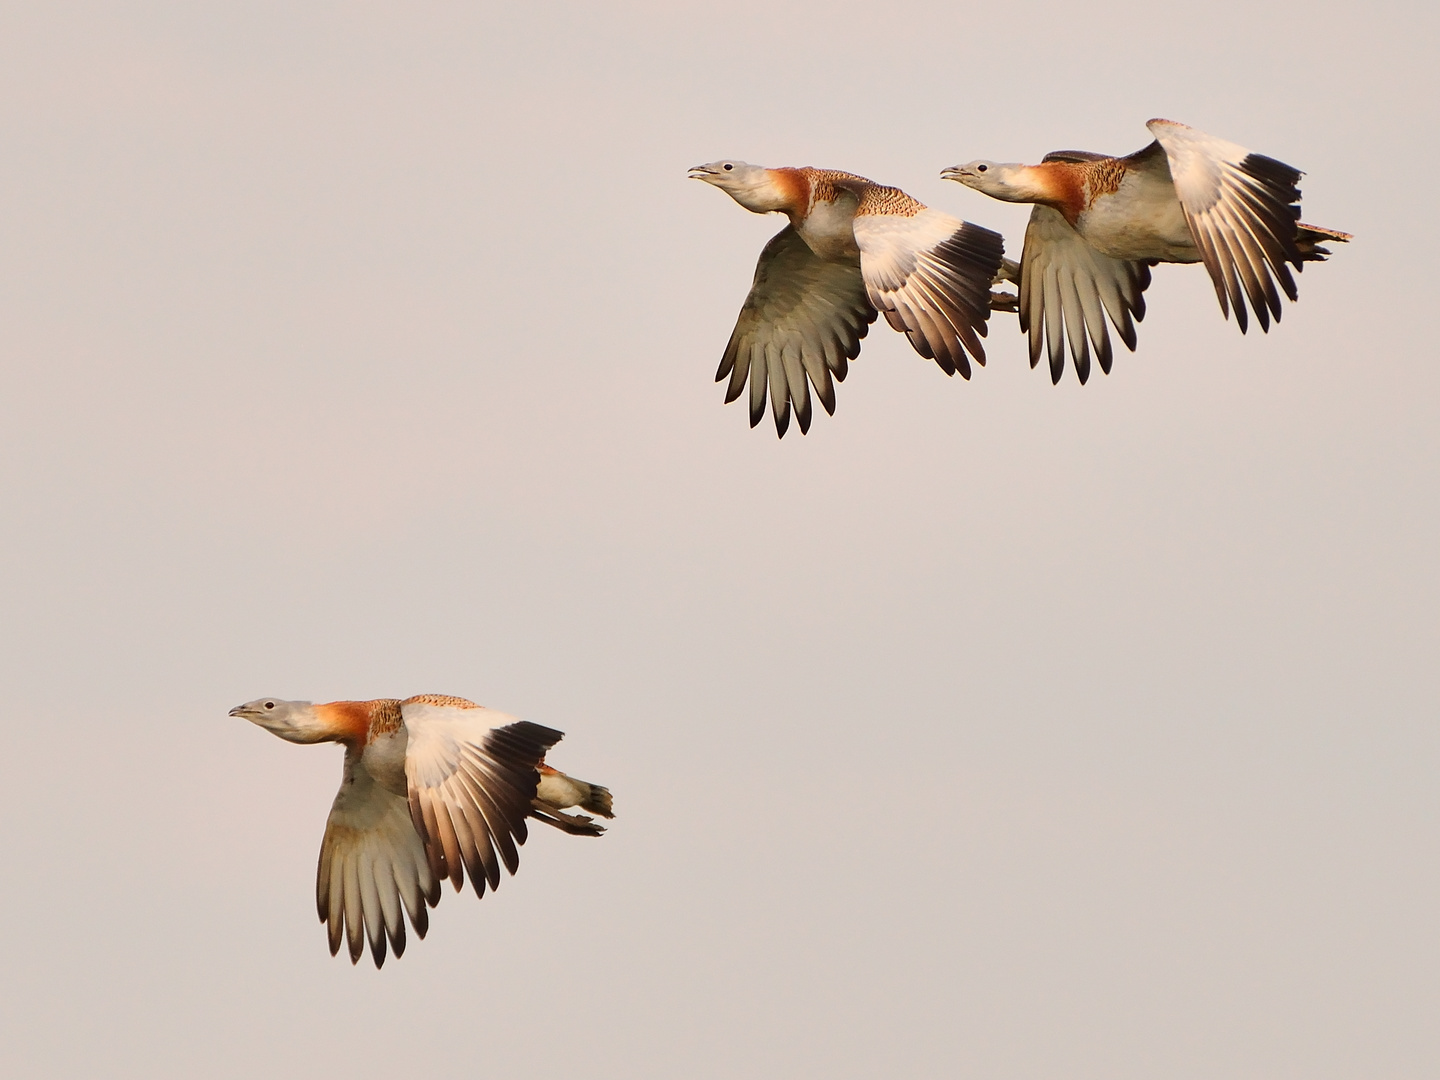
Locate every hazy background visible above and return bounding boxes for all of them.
[0,2,1434,1077]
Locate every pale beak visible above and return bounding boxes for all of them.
[687,165,714,180]
[940,166,970,182]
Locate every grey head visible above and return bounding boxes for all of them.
[941,160,1036,202]
[228,697,328,744]
[688,160,790,213]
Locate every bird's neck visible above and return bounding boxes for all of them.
[313,699,402,745]
[984,164,1059,205]
[728,167,810,216]
[994,164,1087,224]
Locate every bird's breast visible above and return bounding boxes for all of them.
[794,198,860,261]
[362,728,410,797]
[1076,172,1197,262]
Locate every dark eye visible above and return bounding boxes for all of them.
[977,164,987,173]
[723,163,733,171]
[264,701,275,710]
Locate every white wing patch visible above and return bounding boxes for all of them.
[401,701,562,904]
[1018,206,1152,384]
[1148,118,1305,332]
[852,208,1004,379]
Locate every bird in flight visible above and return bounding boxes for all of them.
[691,161,1006,436]
[229,694,612,967]
[943,119,1350,384]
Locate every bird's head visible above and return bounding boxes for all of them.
[941,161,1036,202]
[228,697,330,744]
[688,160,792,213]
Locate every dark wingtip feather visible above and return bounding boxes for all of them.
[816,381,836,416]
[1240,152,1303,192]
[1097,336,1114,376]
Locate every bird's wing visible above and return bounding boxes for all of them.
[717,224,876,438]
[317,746,439,967]
[1042,150,1113,164]
[1018,205,1152,384]
[1146,118,1305,333]
[401,696,563,899]
[851,205,1005,380]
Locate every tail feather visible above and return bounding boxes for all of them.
[537,766,614,817]
[531,764,613,835]
[577,783,613,818]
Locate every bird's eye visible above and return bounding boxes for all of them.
[264,701,275,710]
[723,163,733,171]
[977,164,988,173]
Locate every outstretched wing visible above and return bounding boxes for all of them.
[401,696,562,902]
[852,204,1004,380]
[1018,205,1152,384]
[716,224,876,438]
[1147,118,1306,333]
[317,746,439,968]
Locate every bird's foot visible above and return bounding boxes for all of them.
[530,799,607,836]
[993,257,1021,285]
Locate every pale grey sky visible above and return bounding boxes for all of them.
[0,2,1435,1078]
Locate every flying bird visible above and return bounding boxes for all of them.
[229,694,612,968]
[943,119,1350,383]
[690,161,1006,436]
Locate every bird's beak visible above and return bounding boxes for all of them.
[228,705,251,719]
[940,166,969,183]
[688,165,714,181]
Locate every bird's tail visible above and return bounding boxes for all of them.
[1296,222,1352,262]
[530,764,614,836]
[574,780,613,818]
